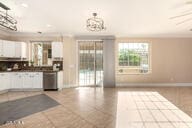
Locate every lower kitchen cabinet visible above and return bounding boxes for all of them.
[23,73,34,88]
[57,71,63,89]
[0,73,10,91]
[11,72,43,89]
[33,72,43,88]
[0,71,62,91]
[11,73,23,89]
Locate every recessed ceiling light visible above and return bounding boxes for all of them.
[46,24,52,27]
[21,3,28,8]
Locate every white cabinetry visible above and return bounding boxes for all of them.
[0,40,27,58]
[11,73,23,89]
[0,71,64,91]
[57,71,63,90]
[33,72,43,88]
[23,73,33,88]
[0,73,10,91]
[52,42,63,58]
[3,40,15,58]
[0,40,3,57]
[11,72,43,89]
[15,42,27,58]
[23,72,43,89]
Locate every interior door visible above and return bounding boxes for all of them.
[78,41,103,86]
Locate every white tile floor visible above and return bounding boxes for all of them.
[1,87,192,128]
[116,91,192,128]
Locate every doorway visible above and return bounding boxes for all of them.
[78,40,103,86]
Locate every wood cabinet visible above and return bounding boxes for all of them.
[52,42,63,58]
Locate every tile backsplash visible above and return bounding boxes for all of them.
[0,61,28,71]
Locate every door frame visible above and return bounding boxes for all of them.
[76,40,103,87]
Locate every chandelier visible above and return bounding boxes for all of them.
[0,2,17,31]
[86,13,106,31]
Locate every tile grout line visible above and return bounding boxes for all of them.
[150,92,177,128]
[47,89,114,127]
[41,111,57,128]
[59,104,98,128]
[132,93,146,128]
[45,89,100,127]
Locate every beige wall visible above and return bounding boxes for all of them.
[1,31,192,85]
[116,38,192,84]
[62,37,77,86]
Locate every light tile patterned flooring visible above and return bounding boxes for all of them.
[1,87,192,128]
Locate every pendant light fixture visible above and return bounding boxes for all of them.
[86,13,106,31]
[0,2,17,31]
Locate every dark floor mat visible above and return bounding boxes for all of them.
[0,94,60,125]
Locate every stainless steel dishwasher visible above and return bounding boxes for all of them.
[43,72,58,90]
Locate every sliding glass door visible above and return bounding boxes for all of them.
[78,41,103,86]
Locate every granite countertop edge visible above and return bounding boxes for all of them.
[0,70,63,73]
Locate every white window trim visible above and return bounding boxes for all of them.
[117,42,152,75]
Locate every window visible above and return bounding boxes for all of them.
[118,43,151,74]
[31,42,52,66]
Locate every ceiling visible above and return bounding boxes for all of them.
[1,0,192,37]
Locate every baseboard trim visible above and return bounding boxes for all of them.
[0,89,8,94]
[63,84,78,88]
[116,83,192,87]
[9,88,43,91]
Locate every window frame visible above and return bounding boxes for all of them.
[117,42,152,75]
[31,41,52,66]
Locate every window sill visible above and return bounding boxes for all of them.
[116,71,152,75]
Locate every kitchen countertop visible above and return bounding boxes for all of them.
[0,70,63,73]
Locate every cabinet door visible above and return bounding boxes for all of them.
[15,42,22,58]
[57,71,63,89]
[11,73,23,89]
[0,73,5,90]
[0,40,3,57]
[21,42,27,58]
[0,73,4,90]
[52,42,63,58]
[15,42,27,58]
[3,40,15,58]
[4,73,10,90]
[0,73,10,90]
[33,72,43,88]
[23,73,33,88]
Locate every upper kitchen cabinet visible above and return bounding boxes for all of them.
[3,40,15,58]
[0,40,3,57]
[15,42,27,58]
[0,40,27,59]
[52,42,63,59]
